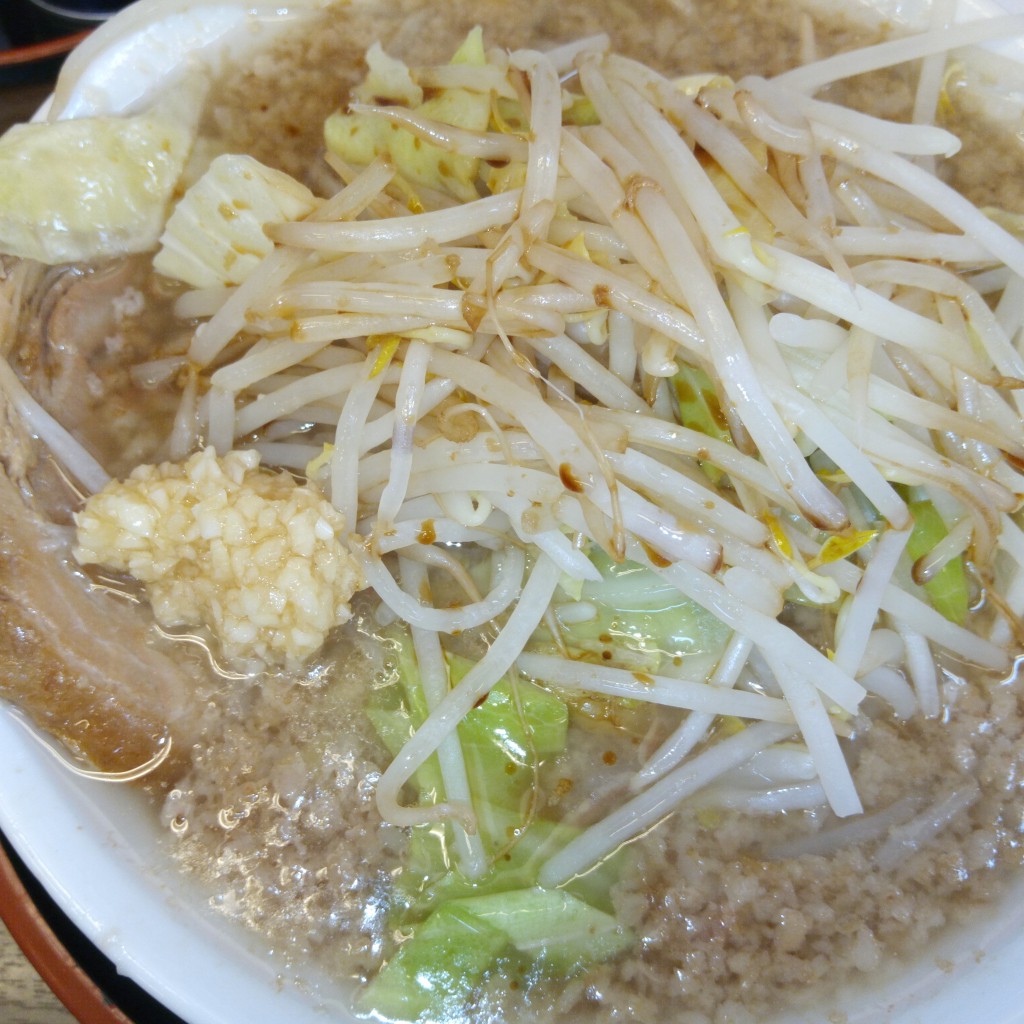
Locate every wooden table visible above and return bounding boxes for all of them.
[0,921,77,1024]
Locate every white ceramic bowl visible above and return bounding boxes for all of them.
[3,2,1024,1022]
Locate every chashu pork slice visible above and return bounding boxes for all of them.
[0,467,200,775]
[0,256,199,777]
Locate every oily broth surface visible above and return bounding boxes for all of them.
[159,604,398,983]
[206,0,1024,207]
[203,0,878,182]
[146,2,1024,1022]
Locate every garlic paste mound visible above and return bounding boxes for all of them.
[73,447,364,666]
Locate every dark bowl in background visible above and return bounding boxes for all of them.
[0,0,128,88]
[2,0,130,45]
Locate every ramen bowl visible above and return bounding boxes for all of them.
[3,1,1024,1022]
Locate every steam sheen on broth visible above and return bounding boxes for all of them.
[3,2,1024,1023]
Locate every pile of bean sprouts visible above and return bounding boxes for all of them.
[104,17,1024,883]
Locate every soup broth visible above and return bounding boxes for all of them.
[3,1,1024,1023]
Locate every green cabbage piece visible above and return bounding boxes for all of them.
[906,498,970,625]
[153,153,316,288]
[324,28,490,202]
[365,627,631,1020]
[367,634,568,852]
[363,883,631,1021]
[548,548,731,673]
[0,112,192,264]
[446,887,632,975]
[358,902,510,1021]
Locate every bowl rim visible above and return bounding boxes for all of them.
[0,835,134,1024]
[4,1,1024,1023]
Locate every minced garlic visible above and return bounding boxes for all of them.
[73,447,364,667]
